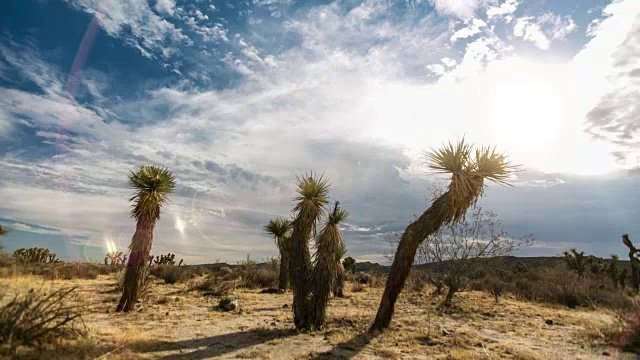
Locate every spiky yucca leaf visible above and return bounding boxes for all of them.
[128,165,176,221]
[264,218,292,250]
[424,139,516,223]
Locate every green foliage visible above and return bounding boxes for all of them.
[128,165,176,221]
[342,256,356,274]
[13,248,60,264]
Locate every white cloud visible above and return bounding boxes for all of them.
[429,0,487,19]
[66,0,191,59]
[513,13,577,50]
[155,0,176,15]
[486,0,518,22]
[450,17,486,42]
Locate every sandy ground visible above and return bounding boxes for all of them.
[0,273,636,360]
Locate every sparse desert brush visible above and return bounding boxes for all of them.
[189,275,233,296]
[0,287,85,355]
[351,283,366,293]
[150,264,193,284]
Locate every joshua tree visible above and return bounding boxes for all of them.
[563,248,587,277]
[622,234,640,292]
[289,173,329,330]
[264,218,293,291]
[116,165,175,312]
[371,139,517,331]
[333,242,347,298]
[309,201,349,328]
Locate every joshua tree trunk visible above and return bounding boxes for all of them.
[622,234,640,292]
[279,249,290,291]
[117,217,155,312]
[309,253,336,328]
[371,193,450,331]
[289,221,313,329]
[333,263,345,297]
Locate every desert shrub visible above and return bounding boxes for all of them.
[219,267,233,276]
[484,277,509,303]
[354,272,373,285]
[150,265,192,284]
[0,287,85,355]
[0,251,14,267]
[255,268,278,288]
[189,276,233,296]
[406,269,430,292]
[351,283,366,293]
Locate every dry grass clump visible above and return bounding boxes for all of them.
[0,287,85,355]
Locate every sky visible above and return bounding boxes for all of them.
[0,0,639,264]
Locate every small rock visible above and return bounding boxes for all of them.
[271,322,276,326]
[219,297,240,312]
[545,319,553,325]
[282,304,289,308]
[602,351,610,356]
[441,329,449,336]
[165,312,169,316]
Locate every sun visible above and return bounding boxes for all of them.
[489,75,567,154]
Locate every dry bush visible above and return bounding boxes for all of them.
[351,283,366,293]
[150,265,193,284]
[406,270,431,293]
[189,276,233,296]
[0,287,85,355]
[472,264,635,310]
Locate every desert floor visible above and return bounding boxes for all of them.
[0,273,635,360]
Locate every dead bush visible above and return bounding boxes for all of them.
[0,287,85,355]
[351,283,366,293]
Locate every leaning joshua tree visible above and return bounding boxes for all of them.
[117,165,176,312]
[264,218,293,291]
[622,234,640,292]
[370,139,517,331]
[309,201,349,328]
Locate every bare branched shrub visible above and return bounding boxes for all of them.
[0,287,85,355]
[416,185,533,307]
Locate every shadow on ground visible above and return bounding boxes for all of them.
[130,328,297,359]
[310,330,380,359]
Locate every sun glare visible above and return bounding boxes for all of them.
[489,76,567,154]
[105,238,116,254]
[174,215,186,235]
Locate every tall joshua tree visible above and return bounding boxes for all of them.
[309,201,348,328]
[264,218,293,291]
[289,173,329,329]
[117,165,175,312]
[371,139,516,331]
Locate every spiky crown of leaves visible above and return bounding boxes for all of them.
[128,165,176,220]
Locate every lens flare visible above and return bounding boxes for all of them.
[174,215,186,235]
